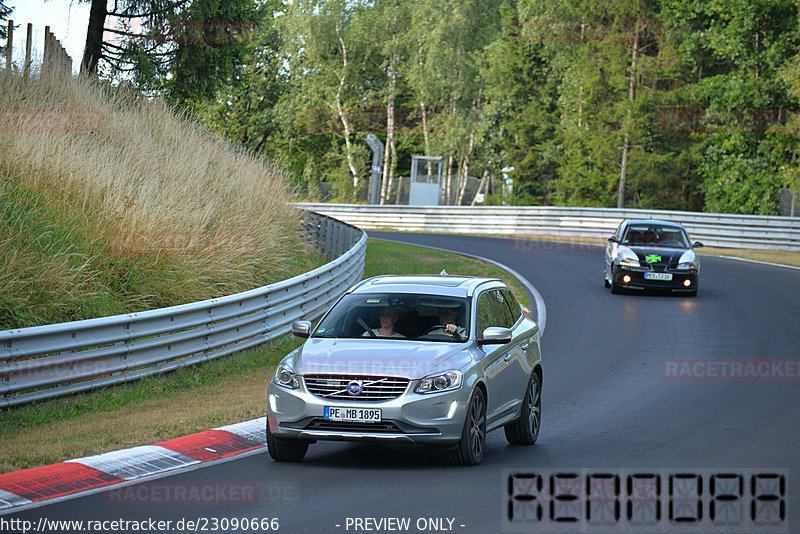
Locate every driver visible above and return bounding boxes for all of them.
[427,305,466,339]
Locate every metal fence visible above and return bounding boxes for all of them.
[0,212,365,408]
[297,203,800,251]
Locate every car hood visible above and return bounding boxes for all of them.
[624,245,687,266]
[295,338,472,379]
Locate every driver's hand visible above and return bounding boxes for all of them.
[445,324,457,334]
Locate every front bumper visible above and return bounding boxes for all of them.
[267,377,472,446]
[613,266,698,292]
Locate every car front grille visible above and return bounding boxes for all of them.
[304,419,404,433]
[304,375,409,402]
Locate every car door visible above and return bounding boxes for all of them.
[489,289,532,419]
[476,289,520,425]
[605,220,626,278]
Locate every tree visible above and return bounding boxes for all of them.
[662,0,799,214]
[279,0,374,195]
[481,0,561,204]
[167,0,263,106]
[80,0,189,76]
[0,1,12,40]
[192,1,285,155]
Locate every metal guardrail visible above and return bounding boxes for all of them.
[297,203,800,251]
[0,212,366,408]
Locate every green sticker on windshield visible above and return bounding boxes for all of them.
[645,254,662,263]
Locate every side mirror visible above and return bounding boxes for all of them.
[478,327,512,345]
[607,236,618,243]
[291,320,312,338]
[692,241,704,249]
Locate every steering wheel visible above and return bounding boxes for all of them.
[423,324,463,341]
[357,318,376,337]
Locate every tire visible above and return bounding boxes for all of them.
[610,279,622,294]
[609,267,622,294]
[267,427,309,462]
[446,388,486,466]
[504,371,541,446]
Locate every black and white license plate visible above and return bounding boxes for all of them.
[324,407,382,423]
[644,272,672,281]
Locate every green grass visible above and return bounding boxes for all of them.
[0,238,534,472]
[364,239,531,309]
[0,72,313,330]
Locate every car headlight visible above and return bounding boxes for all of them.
[415,370,463,394]
[677,250,696,270]
[617,246,640,268]
[273,364,300,389]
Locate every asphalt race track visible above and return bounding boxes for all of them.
[7,232,800,534]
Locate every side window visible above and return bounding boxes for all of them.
[489,289,515,329]
[500,289,522,324]
[476,293,498,338]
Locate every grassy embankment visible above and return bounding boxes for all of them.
[0,70,322,470]
[0,71,318,330]
[0,239,528,473]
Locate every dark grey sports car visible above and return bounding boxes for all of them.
[604,219,703,296]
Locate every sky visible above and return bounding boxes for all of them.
[7,0,91,72]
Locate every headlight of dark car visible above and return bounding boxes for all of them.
[414,370,462,394]
[617,246,641,268]
[273,364,300,389]
[677,250,697,270]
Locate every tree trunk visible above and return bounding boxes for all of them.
[456,131,475,205]
[617,22,640,209]
[470,169,490,206]
[444,154,453,205]
[382,51,398,204]
[81,0,107,75]
[334,23,359,191]
[578,18,585,129]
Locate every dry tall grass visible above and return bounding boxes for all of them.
[0,71,310,328]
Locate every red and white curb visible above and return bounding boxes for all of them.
[0,417,267,514]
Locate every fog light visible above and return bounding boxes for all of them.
[684,279,691,287]
[623,275,631,283]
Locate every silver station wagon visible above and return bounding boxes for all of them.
[266,274,542,465]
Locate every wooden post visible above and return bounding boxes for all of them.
[5,20,12,72]
[43,26,50,78]
[23,23,32,79]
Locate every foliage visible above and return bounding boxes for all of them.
[82,0,800,214]
[0,1,11,40]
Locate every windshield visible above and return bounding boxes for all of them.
[313,292,471,342]
[622,224,690,248]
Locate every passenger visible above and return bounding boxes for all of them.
[364,307,404,338]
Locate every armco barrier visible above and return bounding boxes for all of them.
[0,212,365,408]
[297,203,800,251]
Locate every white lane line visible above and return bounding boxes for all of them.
[367,236,547,337]
[711,254,800,271]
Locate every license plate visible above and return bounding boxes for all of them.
[644,272,672,281]
[324,407,382,423]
